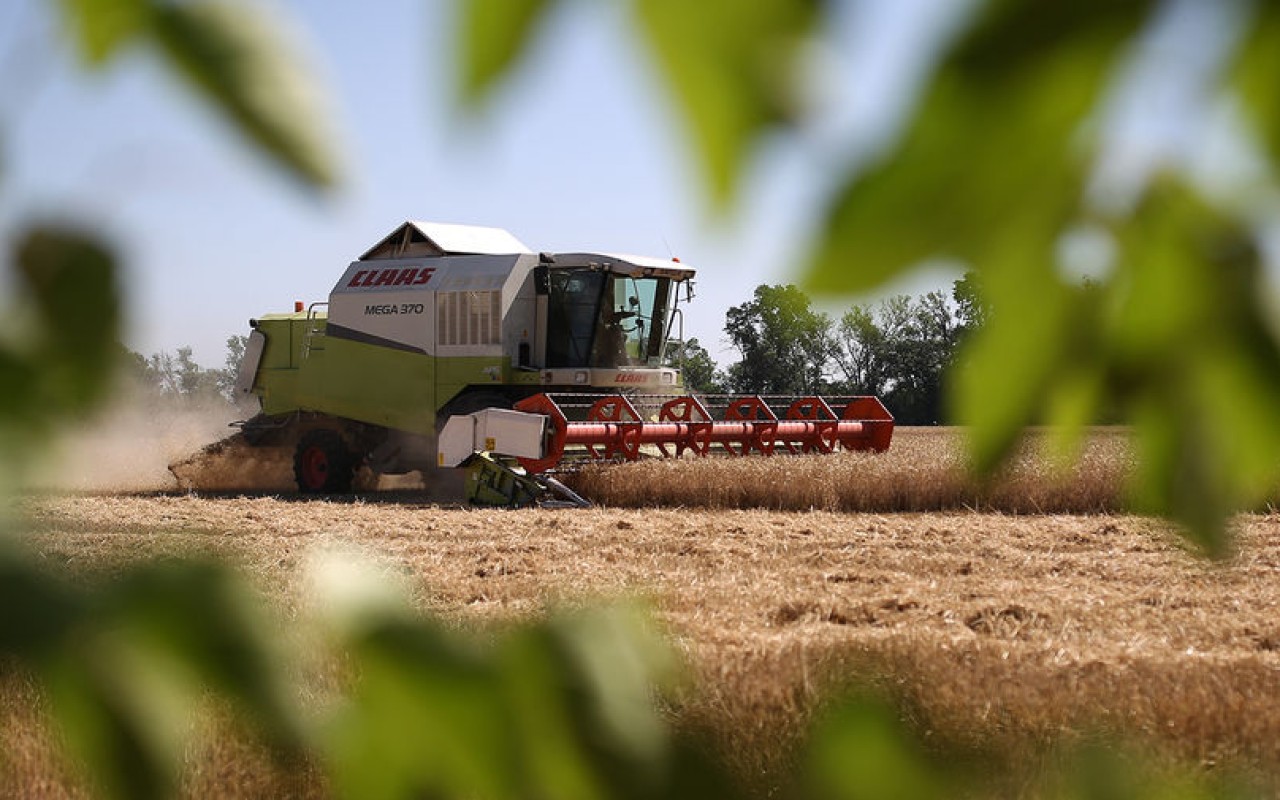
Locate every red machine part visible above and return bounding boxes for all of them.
[512,393,893,474]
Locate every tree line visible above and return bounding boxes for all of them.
[123,335,249,406]
[132,278,982,425]
[671,273,985,425]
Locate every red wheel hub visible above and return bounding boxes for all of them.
[300,446,329,489]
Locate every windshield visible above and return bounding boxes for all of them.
[545,269,674,368]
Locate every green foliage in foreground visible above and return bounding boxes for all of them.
[0,228,120,484]
[0,221,1257,797]
[1,541,727,799]
[3,0,1278,797]
[3,545,1262,800]
[56,0,339,187]
[0,216,1250,800]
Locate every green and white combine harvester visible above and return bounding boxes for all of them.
[231,221,895,506]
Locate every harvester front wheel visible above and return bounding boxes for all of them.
[294,429,355,494]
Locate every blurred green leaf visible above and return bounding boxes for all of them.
[955,181,1280,555]
[0,556,310,800]
[50,0,338,189]
[1046,741,1223,800]
[150,0,339,189]
[499,626,609,800]
[43,652,178,800]
[56,0,151,64]
[1042,363,1106,468]
[0,225,119,483]
[950,0,1154,79]
[100,560,306,752]
[805,1,1149,294]
[797,0,1280,550]
[547,607,672,770]
[324,600,687,800]
[804,693,945,800]
[633,0,820,205]
[1232,5,1280,166]
[0,225,120,471]
[0,354,41,443]
[327,618,515,800]
[1107,185,1280,553]
[456,0,553,106]
[14,225,121,413]
[950,262,1077,475]
[0,547,82,656]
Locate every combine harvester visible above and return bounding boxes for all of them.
[226,221,894,506]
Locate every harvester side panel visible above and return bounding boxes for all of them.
[299,335,437,434]
[252,315,308,416]
[321,251,541,419]
[326,253,537,360]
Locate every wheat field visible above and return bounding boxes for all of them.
[6,429,1280,796]
[571,427,1134,513]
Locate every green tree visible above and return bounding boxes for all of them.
[129,339,246,405]
[217,334,250,401]
[831,305,888,398]
[147,346,219,399]
[894,290,961,424]
[832,293,961,424]
[951,270,988,337]
[724,284,833,395]
[665,337,725,394]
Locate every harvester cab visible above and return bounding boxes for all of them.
[227,221,893,500]
[534,250,693,380]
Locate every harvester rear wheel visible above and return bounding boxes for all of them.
[294,429,355,494]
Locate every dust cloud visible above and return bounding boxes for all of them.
[26,390,293,493]
[28,388,462,496]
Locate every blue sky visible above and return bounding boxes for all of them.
[0,0,959,367]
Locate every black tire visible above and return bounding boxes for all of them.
[293,429,355,494]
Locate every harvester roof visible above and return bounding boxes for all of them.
[357,221,696,281]
[360,221,532,260]
[550,251,696,281]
